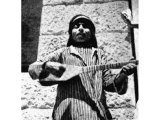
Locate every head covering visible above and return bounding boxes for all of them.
[68,14,95,35]
[67,14,97,48]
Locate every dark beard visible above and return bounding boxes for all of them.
[67,34,98,48]
[71,41,93,48]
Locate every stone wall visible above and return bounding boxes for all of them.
[22,0,138,119]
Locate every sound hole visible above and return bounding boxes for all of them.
[49,66,66,78]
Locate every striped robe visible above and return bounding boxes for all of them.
[29,46,128,120]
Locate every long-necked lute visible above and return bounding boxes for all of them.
[39,60,138,81]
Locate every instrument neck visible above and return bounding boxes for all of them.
[82,60,138,72]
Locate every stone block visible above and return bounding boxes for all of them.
[40,2,129,35]
[106,75,136,108]
[109,107,137,120]
[21,73,57,109]
[83,0,127,3]
[22,108,53,120]
[97,32,132,63]
[37,35,68,61]
[43,0,82,5]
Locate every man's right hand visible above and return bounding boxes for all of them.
[45,62,66,77]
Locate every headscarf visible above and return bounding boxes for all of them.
[67,14,97,48]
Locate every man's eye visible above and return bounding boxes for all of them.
[74,24,78,28]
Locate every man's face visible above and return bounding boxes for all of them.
[72,20,91,43]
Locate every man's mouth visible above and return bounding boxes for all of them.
[77,33,85,38]
[75,34,86,42]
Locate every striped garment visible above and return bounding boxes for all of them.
[29,46,128,120]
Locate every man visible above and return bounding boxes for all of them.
[28,14,137,120]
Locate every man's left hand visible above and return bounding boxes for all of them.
[120,63,137,76]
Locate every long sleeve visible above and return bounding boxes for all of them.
[101,52,128,95]
[103,69,128,95]
[28,48,65,85]
[113,72,128,95]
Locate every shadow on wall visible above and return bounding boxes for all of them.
[21,0,43,72]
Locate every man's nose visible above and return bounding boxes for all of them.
[78,25,84,32]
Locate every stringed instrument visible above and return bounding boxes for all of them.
[41,60,138,81]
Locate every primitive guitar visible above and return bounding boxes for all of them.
[37,60,139,81]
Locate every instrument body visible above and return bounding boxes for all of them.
[42,60,138,81]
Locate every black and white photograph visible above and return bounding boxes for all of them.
[21,0,139,120]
